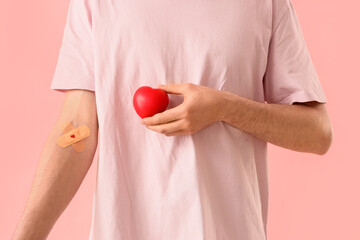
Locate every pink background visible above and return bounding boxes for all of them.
[1,0,359,239]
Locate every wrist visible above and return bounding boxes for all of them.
[217,90,241,123]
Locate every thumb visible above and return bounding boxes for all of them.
[157,83,186,95]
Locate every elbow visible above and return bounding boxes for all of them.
[315,124,333,155]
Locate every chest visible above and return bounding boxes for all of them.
[94,0,270,60]
[92,0,272,100]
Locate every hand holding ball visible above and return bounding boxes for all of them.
[133,86,169,118]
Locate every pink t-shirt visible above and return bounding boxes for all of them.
[50,0,327,239]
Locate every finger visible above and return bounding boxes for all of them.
[141,105,184,126]
[158,83,190,95]
[146,119,183,134]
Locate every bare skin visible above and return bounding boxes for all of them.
[12,82,331,239]
[141,83,332,155]
[12,90,98,240]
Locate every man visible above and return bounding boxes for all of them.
[13,0,332,239]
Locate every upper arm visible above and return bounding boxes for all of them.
[293,101,329,118]
[59,89,98,127]
[52,89,98,158]
[263,0,327,105]
[293,101,331,127]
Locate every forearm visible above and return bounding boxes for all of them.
[219,91,331,155]
[12,116,98,240]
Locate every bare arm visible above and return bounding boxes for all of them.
[140,83,332,155]
[220,91,333,155]
[12,89,98,240]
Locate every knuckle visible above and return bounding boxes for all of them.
[181,109,190,118]
[185,83,193,90]
[188,127,196,134]
[153,115,160,122]
[184,120,192,131]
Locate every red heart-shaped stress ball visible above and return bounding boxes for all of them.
[133,86,169,118]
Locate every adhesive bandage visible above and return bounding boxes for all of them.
[57,122,90,152]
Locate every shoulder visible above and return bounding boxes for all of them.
[271,0,294,29]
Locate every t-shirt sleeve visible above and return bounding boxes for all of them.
[50,0,95,92]
[263,0,327,105]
